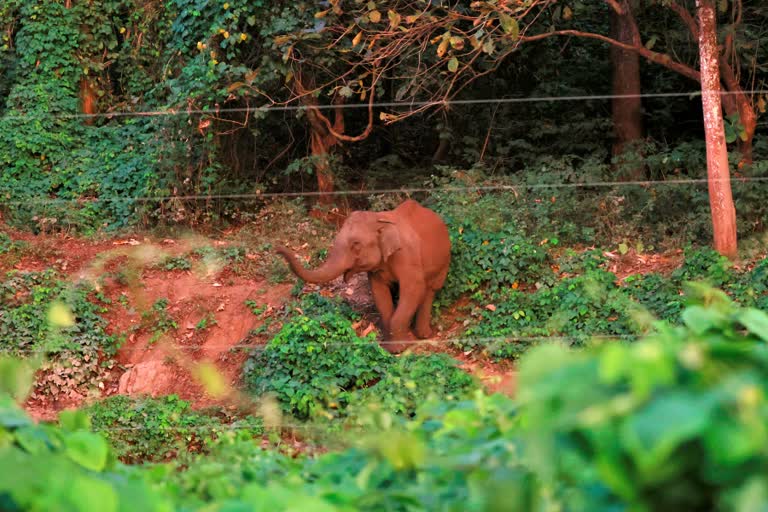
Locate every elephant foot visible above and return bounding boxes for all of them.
[414,324,433,339]
[382,331,415,354]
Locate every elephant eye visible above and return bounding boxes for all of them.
[350,240,361,253]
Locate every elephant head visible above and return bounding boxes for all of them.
[275,211,402,284]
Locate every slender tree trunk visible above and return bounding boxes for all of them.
[309,128,337,205]
[80,77,97,125]
[610,4,644,179]
[301,95,344,206]
[719,59,757,165]
[696,0,737,258]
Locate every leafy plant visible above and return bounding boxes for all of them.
[517,284,768,510]
[346,353,478,421]
[85,394,263,464]
[243,312,391,420]
[0,270,117,398]
[140,298,178,344]
[157,256,192,271]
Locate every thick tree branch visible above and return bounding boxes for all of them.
[605,0,625,16]
[295,70,380,143]
[520,29,701,83]
[668,2,699,40]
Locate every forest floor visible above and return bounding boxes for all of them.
[1,220,685,422]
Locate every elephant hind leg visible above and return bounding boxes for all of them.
[370,274,394,331]
[387,282,426,352]
[414,289,436,339]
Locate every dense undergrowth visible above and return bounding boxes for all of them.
[85,395,264,464]
[0,268,118,400]
[243,294,478,423]
[4,288,768,510]
[458,248,768,360]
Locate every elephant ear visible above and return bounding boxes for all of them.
[377,219,401,261]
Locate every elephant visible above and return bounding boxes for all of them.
[275,199,451,353]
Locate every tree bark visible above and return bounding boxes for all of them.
[610,4,644,179]
[719,56,757,165]
[299,86,345,206]
[696,0,737,258]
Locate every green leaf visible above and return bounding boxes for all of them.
[739,309,768,341]
[69,476,118,512]
[59,409,92,432]
[718,0,728,13]
[622,391,715,476]
[0,358,35,401]
[447,57,459,73]
[682,305,728,334]
[13,426,51,455]
[65,431,110,472]
[498,13,519,39]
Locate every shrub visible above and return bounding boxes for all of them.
[0,270,117,398]
[346,353,479,421]
[243,312,391,421]
[85,394,263,464]
[426,177,558,307]
[517,284,768,510]
[460,268,642,359]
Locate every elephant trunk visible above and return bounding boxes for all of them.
[275,246,350,284]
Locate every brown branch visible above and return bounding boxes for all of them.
[605,0,625,16]
[520,29,701,83]
[668,1,699,40]
[294,69,380,143]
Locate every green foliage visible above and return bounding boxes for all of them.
[85,394,263,464]
[427,172,558,307]
[0,270,117,397]
[157,434,299,508]
[460,248,768,360]
[347,353,478,420]
[517,286,768,510]
[0,232,24,255]
[243,312,390,421]
[156,255,192,271]
[461,267,640,359]
[6,294,768,509]
[139,298,178,344]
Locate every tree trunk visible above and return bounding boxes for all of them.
[719,58,757,165]
[696,0,737,259]
[610,4,644,179]
[309,127,337,205]
[80,77,97,125]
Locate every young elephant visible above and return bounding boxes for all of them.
[275,199,451,353]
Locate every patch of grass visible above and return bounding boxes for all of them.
[157,255,192,271]
[139,298,178,344]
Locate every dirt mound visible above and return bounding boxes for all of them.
[104,271,293,407]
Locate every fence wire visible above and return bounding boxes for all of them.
[3,177,768,207]
[3,89,767,121]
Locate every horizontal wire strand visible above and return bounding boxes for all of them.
[11,334,640,354]
[3,90,767,121]
[4,177,768,206]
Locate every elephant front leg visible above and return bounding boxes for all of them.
[386,281,425,353]
[414,289,436,339]
[369,274,394,332]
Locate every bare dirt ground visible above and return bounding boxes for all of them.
[3,227,519,421]
[4,226,687,421]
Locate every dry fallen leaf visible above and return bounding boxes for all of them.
[362,323,377,337]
